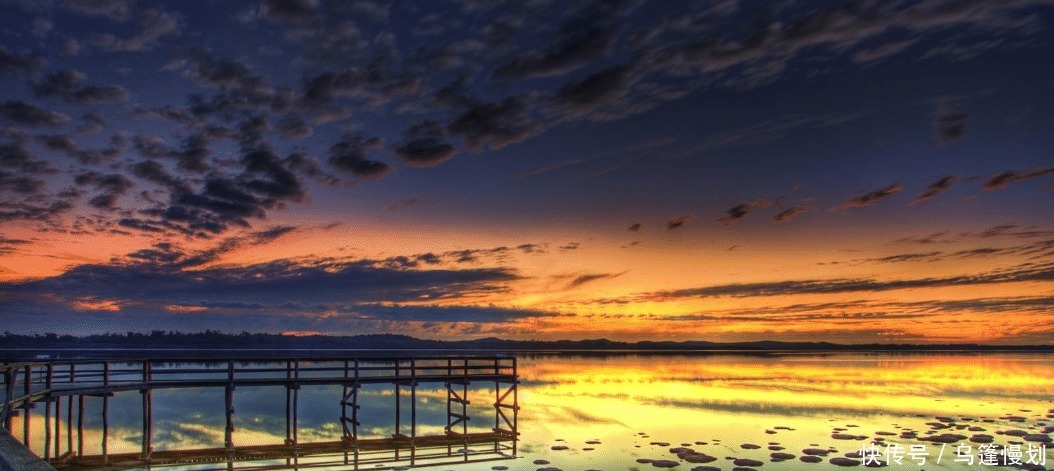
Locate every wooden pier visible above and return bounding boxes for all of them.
[1,357,519,470]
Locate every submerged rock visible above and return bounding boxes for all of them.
[771,452,796,460]
[740,443,762,449]
[969,434,994,443]
[829,457,861,466]
[800,455,823,463]
[651,460,680,468]
[734,458,764,467]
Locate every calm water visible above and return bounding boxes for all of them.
[10,353,1054,470]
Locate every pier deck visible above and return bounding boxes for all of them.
[1,357,519,471]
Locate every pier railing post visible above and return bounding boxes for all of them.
[2,367,13,430]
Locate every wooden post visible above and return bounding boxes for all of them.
[77,395,84,456]
[66,365,74,455]
[141,361,154,460]
[43,393,51,461]
[54,396,60,458]
[2,368,12,430]
[101,394,108,463]
[224,385,234,449]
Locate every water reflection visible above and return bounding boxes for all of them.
[5,354,1054,470]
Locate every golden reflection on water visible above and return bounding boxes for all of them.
[8,354,1054,470]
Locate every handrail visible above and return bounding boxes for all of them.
[1,356,516,426]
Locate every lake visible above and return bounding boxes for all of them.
[6,353,1053,470]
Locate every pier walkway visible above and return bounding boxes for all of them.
[1,357,519,470]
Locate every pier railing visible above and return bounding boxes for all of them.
[1,357,519,471]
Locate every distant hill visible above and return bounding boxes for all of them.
[1,331,1051,360]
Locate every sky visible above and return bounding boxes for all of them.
[0,0,1052,344]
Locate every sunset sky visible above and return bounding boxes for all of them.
[1,0,1052,343]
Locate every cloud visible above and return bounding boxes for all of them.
[73,171,136,209]
[831,183,902,211]
[933,99,967,147]
[260,0,318,23]
[911,175,956,204]
[446,96,540,152]
[274,116,313,138]
[33,69,129,104]
[665,214,695,230]
[0,46,44,75]
[0,251,523,315]
[393,120,457,168]
[643,261,1054,300]
[567,271,626,289]
[0,235,32,255]
[852,39,918,63]
[91,8,181,51]
[63,0,138,21]
[771,206,807,223]
[717,198,779,225]
[37,134,123,164]
[327,135,392,179]
[549,62,636,118]
[983,166,1054,190]
[492,0,629,80]
[0,101,70,127]
[628,222,642,231]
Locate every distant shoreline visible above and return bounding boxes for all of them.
[1,331,1052,360]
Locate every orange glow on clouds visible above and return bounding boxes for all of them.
[72,297,122,311]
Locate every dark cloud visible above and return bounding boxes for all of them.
[568,271,626,289]
[128,226,296,269]
[76,112,106,134]
[549,62,635,117]
[665,214,695,230]
[446,96,540,152]
[0,101,70,127]
[300,59,390,106]
[717,198,779,225]
[73,171,135,209]
[911,175,956,204]
[894,231,955,245]
[260,0,317,22]
[0,252,521,311]
[983,166,1054,190]
[327,135,391,179]
[62,0,137,21]
[933,99,967,147]
[0,46,44,75]
[121,145,309,237]
[771,206,807,223]
[628,222,642,231]
[33,69,129,104]
[36,134,123,164]
[831,183,902,211]
[91,8,180,51]
[393,120,457,168]
[132,134,211,172]
[644,262,1054,300]
[0,235,32,255]
[492,0,632,80]
[273,116,312,138]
